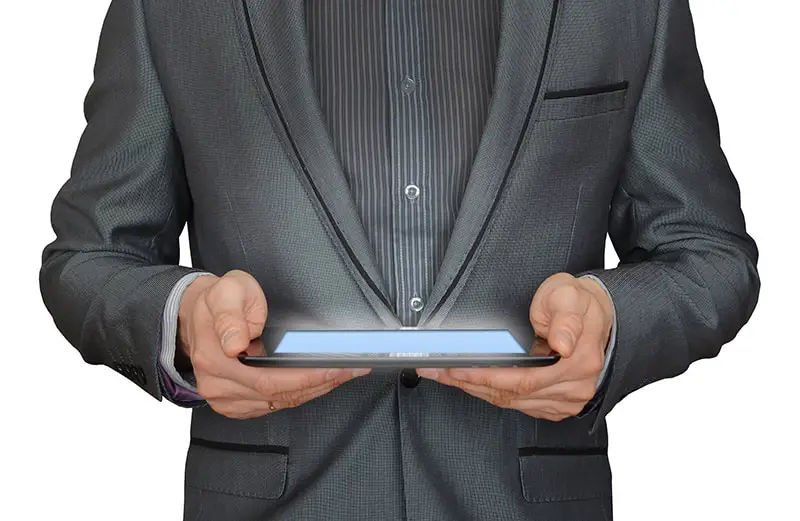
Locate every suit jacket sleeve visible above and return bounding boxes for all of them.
[39,0,205,400]
[578,0,760,432]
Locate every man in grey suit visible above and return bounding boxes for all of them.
[40,0,759,519]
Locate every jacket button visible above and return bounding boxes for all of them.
[399,369,421,388]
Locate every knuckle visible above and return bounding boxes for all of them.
[206,278,235,302]
[546,272,573,286]
[253,374,275,397]
[213,311,244,334]
[218,272,245,290]
[515,377,536,396]
[224,269,252,284]
[553,283,581,303]
[488,390,514,408]
[273,390,299,403]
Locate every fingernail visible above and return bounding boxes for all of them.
[558,332,574,350]
[326,368,344,380]
[417,368,440,381]
[351,368,371,378]
[220,328,239,348]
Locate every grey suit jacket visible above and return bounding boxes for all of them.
[40,1,760,520]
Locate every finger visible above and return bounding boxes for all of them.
[505,354,580,393]
[190,303,271,387]
[509,306,607,395]
[199,365,366,404]
[419,367,532,394]
[420,368,539,408]
[546,312,585,357]
[195,374,265,402]
[531,277,594,357]
[205,274,265,358]
[446,385,582,420]
[546,283,595,357]
[215,372,353,418]
[206,398,273,420]
[530,337,555,356]
[513,398,587,420]
[431,375,568,414]
[244,338,267,356]
[267,368,370,402]
[223,270,269,332]
[270,377,350,408]
[529,272,574,335]
[190,313,333,393]
[512,378,599,404]
[249,366,373,398]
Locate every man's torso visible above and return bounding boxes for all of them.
[140,1,657,519]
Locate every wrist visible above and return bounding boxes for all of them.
[177,274,218,358]
[577,276,614,340]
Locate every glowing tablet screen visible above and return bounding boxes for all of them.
[272,329,527,354]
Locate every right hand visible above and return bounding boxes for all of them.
[177,270,370,419]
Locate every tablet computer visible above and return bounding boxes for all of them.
[237,327,560,368]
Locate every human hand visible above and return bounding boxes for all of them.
[417,273,613,421]
[177,270,370,419]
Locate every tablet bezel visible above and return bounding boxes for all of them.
[237,328,560,368]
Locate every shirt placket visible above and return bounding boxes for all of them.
[387,0,430,327]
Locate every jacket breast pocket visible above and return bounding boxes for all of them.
[537,81,628,122]
[185,437,289,500]
[518,449,611,503]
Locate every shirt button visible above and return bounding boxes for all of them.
[404,184,420,200]
[401,76,417,94]
[410,297,425,312]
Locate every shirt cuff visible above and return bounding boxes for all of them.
[158,271,213,404]
[580,274,617,390]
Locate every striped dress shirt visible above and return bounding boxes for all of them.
[305,0,504,325]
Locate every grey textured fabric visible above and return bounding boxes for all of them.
[39,1,760,520]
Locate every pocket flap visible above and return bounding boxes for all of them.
[537,82,628,121]
[519,450,611,503]
[185,438,288,500]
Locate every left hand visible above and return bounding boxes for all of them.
[417,273,614,422]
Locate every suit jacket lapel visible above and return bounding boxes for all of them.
[233,0,400,326]
[418,0,563,327]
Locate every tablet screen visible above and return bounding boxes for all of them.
[272,329,527,355]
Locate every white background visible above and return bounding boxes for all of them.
[1,1,798,519]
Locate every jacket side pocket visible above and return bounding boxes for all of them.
[519,449,611,503]
[185,437,289,500]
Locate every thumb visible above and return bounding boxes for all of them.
[545,312,583,358]
[219,321,250,357]
[205,275,264,358]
